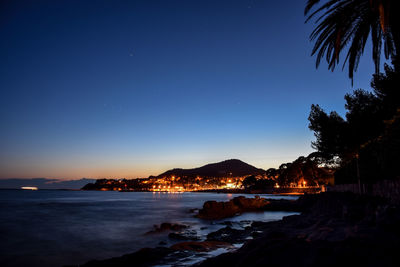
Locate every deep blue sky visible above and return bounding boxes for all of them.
[0,0,376,179]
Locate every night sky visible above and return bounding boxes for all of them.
[0,0,377,179]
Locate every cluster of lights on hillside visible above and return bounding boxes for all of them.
[147,176,243,192]
[90,175,316,192]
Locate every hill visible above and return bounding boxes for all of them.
[156,159,265,178]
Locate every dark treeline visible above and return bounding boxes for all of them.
[304,1,400,186]
[308,61,400,184]
[242,154,334,191]
[82,156,335,191]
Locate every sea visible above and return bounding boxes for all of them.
[0,190,299,267]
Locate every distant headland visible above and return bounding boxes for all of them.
[81,158,333,193]
[0,178,96,190]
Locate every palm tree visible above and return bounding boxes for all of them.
[305,0,399,80]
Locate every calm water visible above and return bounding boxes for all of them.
[0,190,298,267]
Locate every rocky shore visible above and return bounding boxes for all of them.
[199,193,400,267]
[197,195,304,220]
[78,192,400,267]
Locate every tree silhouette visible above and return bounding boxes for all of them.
[308,61,400,184]
[305,0,399,80]
[275,155,333,187]
[308,104,348,162]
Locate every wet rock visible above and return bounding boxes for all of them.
[232,196,268,210]
[197,196,269,220]
[221,221,233,226]
[206,226,250,243]
[145,222,188,234]
[170,241,232,252]
[168,230,200,241]
[239,220,252,227]
[197,200,241,220]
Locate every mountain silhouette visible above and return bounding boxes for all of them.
[156,159,265,178]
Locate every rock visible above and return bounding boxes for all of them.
[232,196,268,210]
[238,220,252,228]
[197,200,241,220]
[170,241,233,252]
[168,230,200,241]
[206,226,250,243]
[197,192,400,267]
[145,223,188,234]
[197,196,269,220]
[250,230,263,238]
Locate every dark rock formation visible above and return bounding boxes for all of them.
[197,195,303,220]
[197,196,270,219]
[197,200,241,219]
[233,195,268,209]
[170,241,232,252]
[145,222,188,234]
[198,192,400,267]
[206,226,250,243]
[168,230,200,241]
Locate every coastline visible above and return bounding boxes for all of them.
[97,187,322,195]
[76,192,400,267]
[198,192,400,267]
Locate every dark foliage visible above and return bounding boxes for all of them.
[242,175,275,190]
[305,0,400,80]
[336,110,400,183]
[277,155,333,187]
[242,175,257,188]
[308,104,348,162]
[308,62,400,184]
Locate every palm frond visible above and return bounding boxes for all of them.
[305,0,396,80]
